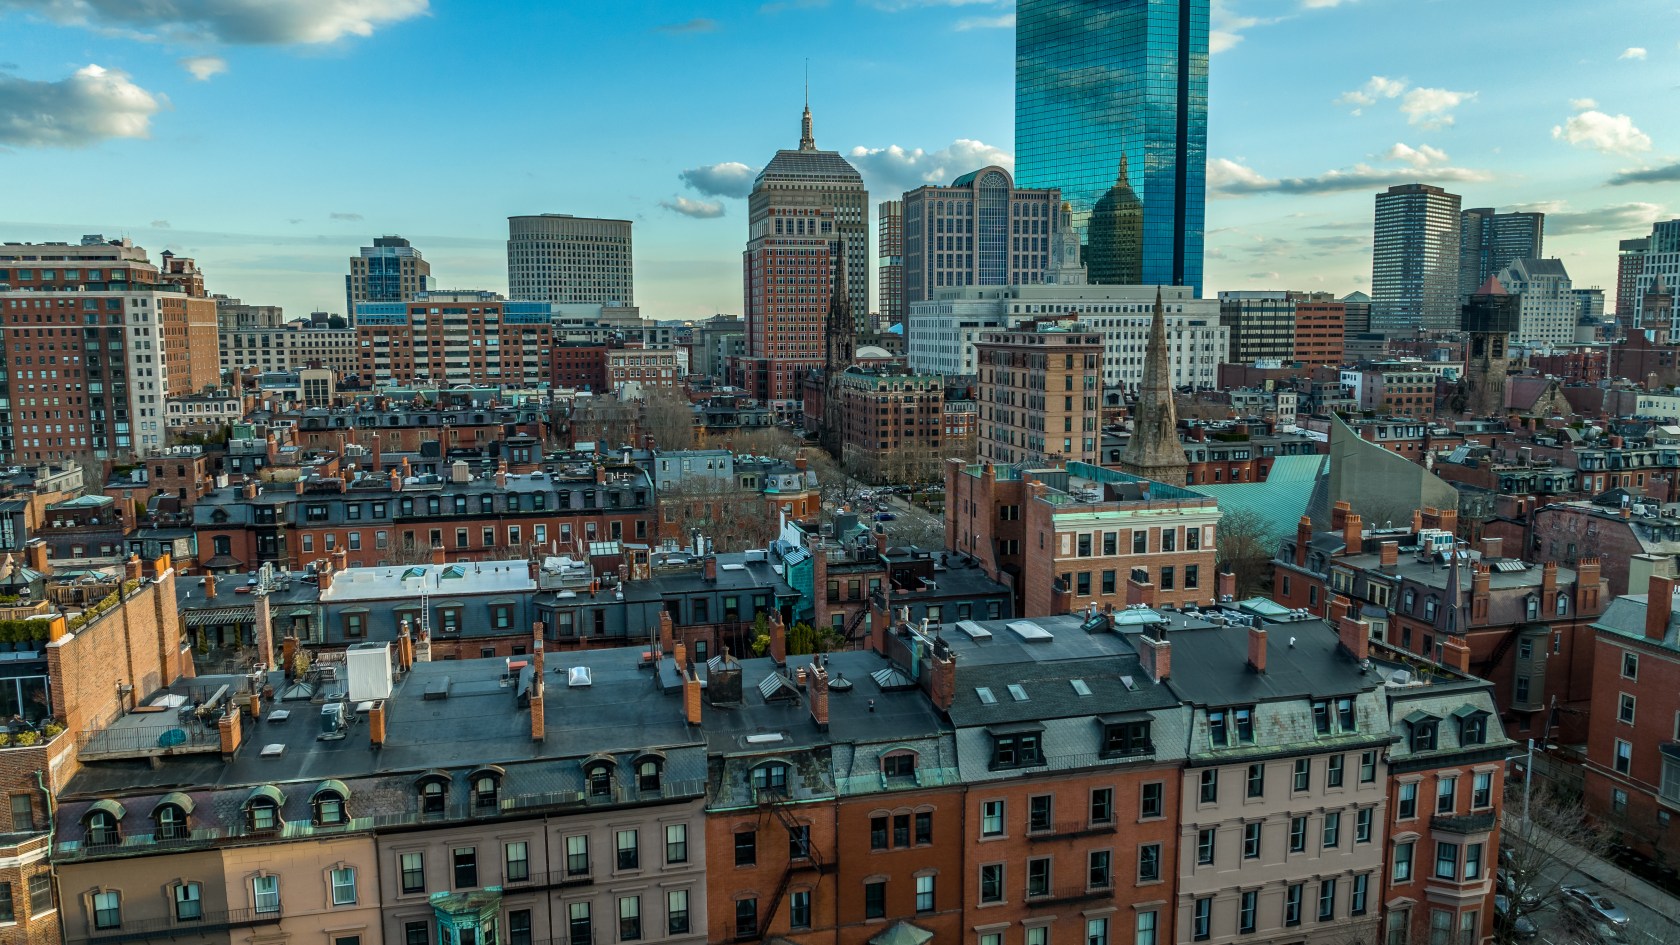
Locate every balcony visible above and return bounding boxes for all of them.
[1027,820,1119,842]
[85,904,283,944]
[1024,883,1115,908]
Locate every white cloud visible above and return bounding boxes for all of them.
[150,219,171,228]
[1399,87,1475,127]
[1381,142,1449,168]
[1619,47,1648,60]
[0,64,160,148]
[9,0,429,44]
[1300,0,1353,6]
[1209,0,1277,55]
[329,211,363,221]
[1511,200,1667,235]
[846,138,1012,196]
[660,196,725,219]
[179,55,227,80]
[954,13,1013,30]
[1552,109,1652,154]
[1569,97,1598,110]
[1334,75,1406,115]
[1210,146,1490,197]
[678,161,758,199]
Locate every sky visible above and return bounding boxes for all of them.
[0,0,1676,319]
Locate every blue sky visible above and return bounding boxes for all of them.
[0,0,1675,319]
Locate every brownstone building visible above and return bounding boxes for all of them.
[976,324,1102,467]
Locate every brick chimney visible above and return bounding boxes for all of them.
[875,525,888,558]
[318,560,334,593]
[218,708,242,760]
[124,553,142,582]
[1295,516,1312,567]
[371,433,382,473]
[703,554,718,583]
[1216,566,1236,602]
[1330,500,1349,532]
[1051,578,1073,614]
[1126,571,1157,607]
[1247,624,1268,673]
[1326,594,1350,627]
[389,467,403,492]
[595,464,607,485]
[22,539,49,577]
[430,543,445,565]
[295,477,307,496]
[254,589,274,670]
[1647,574,1675,642]
[768,611,787,665]
[333,547,348,574]
[1380,541,1398,570]
[809,663,830,730]
[658,610,675,656]
[673,640,687,668]
[1479,536,1503,559]
[1471,564,1490,623]
[1440,636,1471,674]
[204,574,217,600]
[1576,557,1603,615]
[1137,630,1172,683]
[242,479,259,501]
[928,645,956,712]
[1336,615,1369,662]
[497,461,509,490]
[1541,561,1558,601]
[530,627,546,742]
[683,666,703,725]
[369,701,386,747]
[1342,513,1363,554]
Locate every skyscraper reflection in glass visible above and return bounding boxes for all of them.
[1015,0,1208,294]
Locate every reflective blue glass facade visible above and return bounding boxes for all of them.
[1015,0,1208,294]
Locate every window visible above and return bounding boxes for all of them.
[421,780,447,814]
[1620,693,1637,725]
[865,882,885,919]
[883,753,914,777]
[1318,879,1337,921]
[453,847,478,888]
[1141,782,1164,819]
[1472,772,1493,809]
[173,882,200,921]
[616,829,639,870]
[1394,841,1415,882]
[1615,739,1632,775]
[1328,755,1345,788]
[1194,897,1212,941]
[1323,812,1341,848]
[1351,873,1370,915]
[1028,858,1051,897]
[734,829,756,867]
[1029,795,1053,832]
[1465,843,1483,880]
[1239,891,1257,934]
[1139,843,1161,881]
[93,891,121,929]
[619,895,642,941]
[1243,822,1262,859]
[666,890,690,936]
[1209,710,1227,746]
[1136,911,1156,945]
[566,835,590,875]
[735,899,757,938]
[1235,707,1255,742]
[1398,782,1418,819]
[915,811,933,844]
[1387,909,1411,945]
[1313,699,1333,735]
[1200,769,1218,804]
[1437,777,1457,814]
[1434,841,1459,880]
[1357,807,1374,843]
[665,824,688,864]
[1091,787,1114,824]
[401,852,425,893]
[789,890,811,930]
[252,875,279,914]
[1089,849,1113,889]
[11,796,35,832]
[1294,758,1311,792]
[510,910,532,945]
[1459,712,1487,745]
[894,814,911,847]
[330,867,356,905]
[1411,719,1439,752]
[1286,882,1304,926]
[980,863,1004,902]
[1196,827,1215,865]
[1612,788,1629,814]
[915,875,934,913]
[1090,917,1111,945]
[86,809,119,846]
[871,815,888,850]
[499,840,529,882]
[407,922,429,945]
[1360,750,1377,784]
[570,902,593,945]
[1133,531,1147,554]
[1103,720,1152,756]
[1289,815,1307,853]
[993,732,1044,768]
[788,824,811,860]
[1623,651,1639,680]
[1247,763,1266,798]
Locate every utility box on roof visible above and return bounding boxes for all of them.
[346,642,394,702]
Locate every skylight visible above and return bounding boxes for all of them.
[1071,679,1092,696]
[976,687,997,705]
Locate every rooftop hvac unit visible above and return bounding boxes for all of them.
[345,642,394,702]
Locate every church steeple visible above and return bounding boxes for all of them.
[1114,289,1189,485]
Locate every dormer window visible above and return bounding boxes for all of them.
[1424,598,1438,621]
[469,766,504,809]
[417,775,449,815]
[1405,712,1440,753]
[750,763,789,792]
[1101,717,1153,757]
[1556,593,1569,616]
[153,794,191,840]
[883,752,916,778]
[635,756,663,792]
[989,726,1045,770]
[1525,596,1539,620]
[312,780,350,825]
[1453,707,1489,746]
[585,759,615,798]
[245,786,284,832]
[1403,589,1415,613]
[85,800,124,846]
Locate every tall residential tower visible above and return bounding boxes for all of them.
[345,235,432,317]
[1372,183,1462,334]
[878,199,904,328]
[1459,207,1543,301]
[1015,0,1208,293]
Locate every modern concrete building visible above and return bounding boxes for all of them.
[1016,0,1208,293]
[974,322,1102,467]
[346,235,432,317]
[220,323,358,376]
[354,291,553,387]
[900,166,1060,309]
[733,102,869,417]
[907,284,1226,396]
[1495,257,1577,345]
[1630,219,1680,327]
[1459,207,1543,301]
[1617,236,1649,328]
[1372,184,1463,334]
[507,214,634,306]
[878,199,903,327]
[1218,292,1296,364]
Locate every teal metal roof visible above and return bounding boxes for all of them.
[1195,454,1327,541]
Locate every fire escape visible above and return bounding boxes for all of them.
[751,786,828,941]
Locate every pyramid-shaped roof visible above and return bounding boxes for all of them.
[1475,275,1507,296]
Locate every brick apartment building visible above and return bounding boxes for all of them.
[975,324,1103,467]
[354,291,553,387]
[828,364,946,484]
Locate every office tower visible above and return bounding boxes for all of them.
[1339,291,1373,333]
[901,166,1059,308]
[1460,276,1518,418]
[1617,237,1649,327]
[1494,258,1577,346]
[1631,220,1680,328]
[1114,291,1190,485]
[1016,0,1208,293]
[0,236,218,460]
[346,236,432,317]
[733,100,869,418]
[878,200,904,327]
[1371,184,1462,334]
[507,214,635,306]
[1459,208,1544,301]
[1217,291,1295,364]
[1293,294,1346,368]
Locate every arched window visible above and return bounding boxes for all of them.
[312,780,350,826]
[245,786,284,832]
[417,774,449,815]
[84,800,124,845]
[470,766,504,809]
[1556,593,1569,616]
[636,755,663,793]
[584,759,614,798]
[153,793,192,841]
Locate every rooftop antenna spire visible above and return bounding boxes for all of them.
[799,58,816,151]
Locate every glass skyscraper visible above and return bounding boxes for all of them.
[1015,0,1209,294]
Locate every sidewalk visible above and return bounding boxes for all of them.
[1510,815,1680,940]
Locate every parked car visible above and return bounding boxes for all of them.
[1494,895,1538,943]
[1560,886,1631,929]
[1497,868,1541,910]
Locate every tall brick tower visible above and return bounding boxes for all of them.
[1460,275,1519,417]
[1114,289,1189,485]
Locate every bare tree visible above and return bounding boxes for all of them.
[1499,781,1615,941]
[570,396,638,450]
[640,388,697,451]
[658,475,777,553]
[1216,506,1279,599]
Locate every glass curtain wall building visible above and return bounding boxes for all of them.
[1015,0,1209,294]
[900,166,1061,310]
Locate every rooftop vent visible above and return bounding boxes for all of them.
[259,744,286,757]
[1007,620,1053,643]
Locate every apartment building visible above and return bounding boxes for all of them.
[975,324,1102,467]
[354,291,553,387]
[828,364,946,483]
